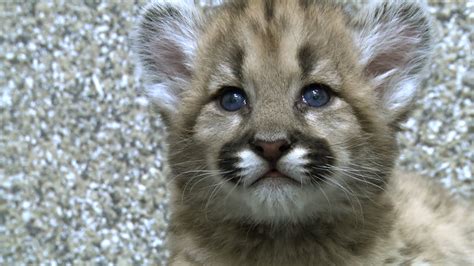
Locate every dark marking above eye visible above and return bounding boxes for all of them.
[229,47,245,82]
[384,257,397,264]
[264,0,274,21]
[298,44,316,78]
[298,0,312,9]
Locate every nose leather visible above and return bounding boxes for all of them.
[251,139,291,162]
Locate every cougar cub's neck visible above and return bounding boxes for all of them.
[168,186,394,264]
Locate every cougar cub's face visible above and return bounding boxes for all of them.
[134,0,431,223]
[190,5,377,222]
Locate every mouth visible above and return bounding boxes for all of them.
[250,169,300,187]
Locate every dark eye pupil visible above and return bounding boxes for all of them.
[302,84,331,107]
[220,88,247,111]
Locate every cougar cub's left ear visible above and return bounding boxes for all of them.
[133,0,203,123]
[349,1,433,125]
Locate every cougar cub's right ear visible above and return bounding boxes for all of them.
[133,0,203,123]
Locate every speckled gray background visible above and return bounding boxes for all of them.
[0,1,472,265]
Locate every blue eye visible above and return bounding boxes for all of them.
[219,88,247,111]
[301,84,331,107]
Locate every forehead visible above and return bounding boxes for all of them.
[198,0,354,92]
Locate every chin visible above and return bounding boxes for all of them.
[228,177,334,224]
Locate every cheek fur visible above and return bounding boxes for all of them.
[278,147,309,178]
[237,150,268,182]
[303,100,363,165]
[193,105,243,145]
[296,134,335,183]
[304,99,358,136]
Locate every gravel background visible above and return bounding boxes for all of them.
[0,1,472,265]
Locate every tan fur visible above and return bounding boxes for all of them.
[133,0,474,265]
[168,173,474,265]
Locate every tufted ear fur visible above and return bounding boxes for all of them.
[349,1,433,124]
[132,0,203,122]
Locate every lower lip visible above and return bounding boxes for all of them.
[251,170,299,186]
[266,169,285,178]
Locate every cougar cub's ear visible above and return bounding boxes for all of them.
[349,1,433,124]
[133,0,202,122]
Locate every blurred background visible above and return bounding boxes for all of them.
[0,1,472,265]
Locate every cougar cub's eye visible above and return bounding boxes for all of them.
[219,87,247,111]
[301,84,331,107]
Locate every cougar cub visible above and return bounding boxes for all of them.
[133,0,473,264]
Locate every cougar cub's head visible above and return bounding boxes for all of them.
[133,0,432,223]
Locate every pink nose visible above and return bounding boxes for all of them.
[251,140,291,162]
